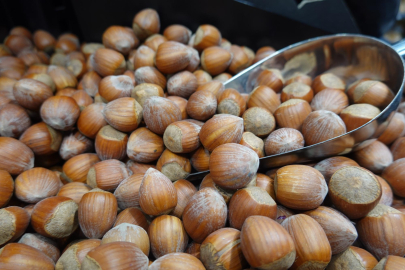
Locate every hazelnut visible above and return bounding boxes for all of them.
[102,223,150,256]
[229,186,277,230]
[15,167,60,203]
[182,187,227,243]
[155,41,192,74]
[50,52,67,66]
[0,103,31,138]
[240,215,296,269]
[132,8,160,40]
[143,96,182,135]
[128,45,155,70]
[274,165,328,210]
[228,45,250,74]
[163,24,191,44]
[66,58,87,79]
[57,182,92,204]
[0,206,30,246]
[131,83,164,107]
[61,153,100,183]
[31,196,78,238]
[0,170,14,208]
[149,253,205,270]
[24,73,56,91]
[148,215,188,258]
[13,78,53,110]
[81,242,149,270]
[55,239,101,269]
[281,82,314,103]
[378,112,405,145]
[0,57,25,80]
[304,206,358,254]
[79,71,101,97]
[33,30,56,52]
[47,65,77,90]
[313,156,359,183]
[163,120,201,154]
[156,149,191,181]
[71,89,93,109]
[200,228,248,270]
[93,48,126,77]
[167,71,197,98]
[285,72,312,86]
[102,26,139,55]
[329,166,381,219]
[254,69,284,92]
[40,96,80,131]
[194,70,212,86]
[193,25,222,51]
[4,34,33,55]
[0,137,34,175]
[59,131,93,160]
[167,96,188,119]
[382,158,405,197]
[135,66,166,89]
[186,90,217,121]
[350,80,394,108]
[18,233,60,263]
[190,146,210,172]
[127,127,163,163]
[239,131,265,158]
[357,204,405,259]
[95,125,128,160]
[0,243,54,269]
[326,246,377,270]
[312,73,345,94]
[99,75,134,102]
[199,114,244,152]
[126,160,155,175]
[210,143,259,190]
[201,46,233,76]
[114,207,149,231]
[78,188,117,239]
[55,87,76,97]
[302,110,347,146]
[276,205,295,224]
[200,173,235,203]
[114,173,143,209]
[243,107,275,137]
[77,103,107,139]
[102,97,143,132]
[311,88,349,114]
[87,159,130,191]
[264,128,304,156]
[171,179,197,218]
[353,140,393,174]
[274,99,312,130]
[139,168,177,216]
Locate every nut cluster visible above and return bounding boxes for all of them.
[0,7,404,270]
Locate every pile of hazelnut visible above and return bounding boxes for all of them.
[0,7,405,270]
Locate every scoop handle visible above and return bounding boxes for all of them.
[392,39,405,57]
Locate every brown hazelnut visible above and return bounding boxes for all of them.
[274,99,312,130]
[264,128,304,156]
[40,96,80,131]
[196,80,225,97]
[61,153,100,183]
[163,24,191,44]
[0,77,18,100]
[163,120,201,154]
[57,182,92,204]
[87,159,130,191]
[186,242,201,259]
[93,48,126,77]
[95,125,128,160]
[281,82,314,103]
[0,170,14,208]
[135,66,167,89]
[210,143,259,190]
[59,131,93,160]
[114,173,143,209]
[155,41,192,74]
[127,127,163,163]
[132,8,160,40]
[126,160,155,175]
[139,168,177,216]
[71,90,93,109]
[350,80,394,108]
[190,146,210,172]
[171,179,197,218]
[156,149,191,181]
[13,78,53,110]
[312,73,345,94]
[285,72,312,86]
[55,239,102,269]
[149,253,205,270]
[33,30,56,52]
[281,214,332,269]
[131,83,164,107]
[0,137,34,175]
[167,71,197,98]
[378,112,405,145]
[193,25,222,51]
[183,187,227,243]
[167,96,188,119]
[102,26,139,55]
[200,173,235,204]
[0,57,25,80]
[329,166,381,219]
[254,69,284,92]
[311,88,349,114]
[128,45,155,70]
[302,110,347,146]
[4,34,33,55]
[201,46,232,76]
[239,131,265,158]
[274,165,328,210]
[382,158,405,197]
[47,65,77,90]
[102,97,143,132]
[240,215,296,269]
[0,103,31,138]
[186,90,217,121]
[0,243,55,269]
[114,207,149,231]
[377,175,394,206]
[353,140,393,174]
[194,70,212,87]
[99,75,134,102]
[77,103,107,139]
[144,34,167,51]
[228,45,250,74]
[247,85,280,114]
[18,233,60,263]
[313,156,359,183]
[78,71,101,97]
[242,107,275,137]
[373,255,405,270]
[0,206,30,246]
[326,246,378,270]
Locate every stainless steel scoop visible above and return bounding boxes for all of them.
[187,34,405,181]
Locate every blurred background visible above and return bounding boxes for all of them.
[0,0,403,50]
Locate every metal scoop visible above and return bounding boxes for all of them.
[187,34,405,181]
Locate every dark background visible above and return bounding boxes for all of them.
[0,0,400,51]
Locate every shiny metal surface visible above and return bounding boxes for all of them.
[187,34,405,181]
